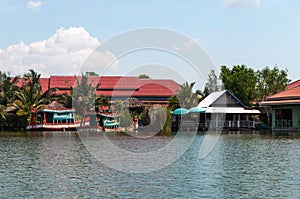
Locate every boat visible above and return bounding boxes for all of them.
[79,111,121,132]
[26,108,80,131]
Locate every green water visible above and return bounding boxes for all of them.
[0,131,299,198]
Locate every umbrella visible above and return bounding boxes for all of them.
[189,107,205,113]
[171,108,189,115]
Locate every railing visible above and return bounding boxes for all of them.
[275,119,292,128]
[175,120,258,131]
[205,120,256,129]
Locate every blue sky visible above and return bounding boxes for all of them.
[0,0,299,85]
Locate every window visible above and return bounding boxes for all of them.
[275,109,292,127]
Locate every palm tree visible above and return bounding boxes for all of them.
[13,69,54,127]
[175,82,198,109]
[72,73,99,115]
[0,71,20,105]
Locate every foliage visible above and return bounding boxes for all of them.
[256,66,290,101]
[139,105,151,126]
[138,74,150,79]
[114,100,133,131]
[14,70,45,115]
[0,71,20,105]
[95,94,110,110]
[85,71,99,76]
[175,82,198,109]
[12,69,56,127]
[220,65,257,106]
[72,73,99,115]
[0,104,6,124]
[219,65,290,106]
[202,69,222,98]
[120,108,132,131]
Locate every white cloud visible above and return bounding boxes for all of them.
[223,0,262,8]
[27,1,42,11]
[0,27,117,76]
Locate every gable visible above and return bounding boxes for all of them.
[212,93,243,108]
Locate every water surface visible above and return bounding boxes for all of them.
[0,132,299,198]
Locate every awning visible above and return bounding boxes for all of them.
[203,107,260,114]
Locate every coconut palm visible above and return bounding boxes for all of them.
[13,70,55,126]
[169,81,198,110]
[0,71,20,105]
[72,73,99,115]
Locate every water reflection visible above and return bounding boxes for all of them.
[0,132,299,198]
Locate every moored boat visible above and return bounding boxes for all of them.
[26,108,80,131]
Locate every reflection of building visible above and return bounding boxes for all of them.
[198,90,260,130]
[260,83,300,131]
[39,76,180,105]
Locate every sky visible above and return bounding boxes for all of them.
[0,0,299,89]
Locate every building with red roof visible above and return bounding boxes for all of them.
[287,79,300,90]
[260,85,300,131]
[42,75,180,104]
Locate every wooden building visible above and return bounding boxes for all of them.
[198,90,260,130]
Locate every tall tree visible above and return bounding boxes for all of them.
[202,69,222,98]
[0,71,20,105]
[168,82,198,110]
[72,73,99,115]
[220,65,257,106]
[256,66,290,101]
[13,69,54,127]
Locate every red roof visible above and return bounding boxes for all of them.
[260,85,300,105]
[267,85,300,100]
[40,78,49,93]
[49,76,76,89]
[287,79,300,90]
[13,75,181,101]
[98,76,140,89]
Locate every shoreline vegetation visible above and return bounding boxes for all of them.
[0,65,290,133]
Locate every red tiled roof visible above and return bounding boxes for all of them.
[260,99,300,106]
[260,85,300,105]
[98,76,140,89]
[287,79,300,90]
[13,75,180,100]
[49,76,76,88]
[40,78,49,93]
[267,85,300,100]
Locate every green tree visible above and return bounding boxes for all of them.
[202,69,222,98]
[0,71,20,105]
[72,73,99,115]
[120,108,132,131]
[95,94,110,110]
[177,82,198,109]
[168,82,198,110]
[0,104,6,130]
[115,100,132,131]
[220,65,257,106]
[139,74,150,79]
[85,71,99,76]
[13,69,54,127]
[256,66,290,101]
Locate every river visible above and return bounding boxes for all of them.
[0,131,299,198]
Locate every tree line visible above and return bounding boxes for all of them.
[201,65,290,106]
